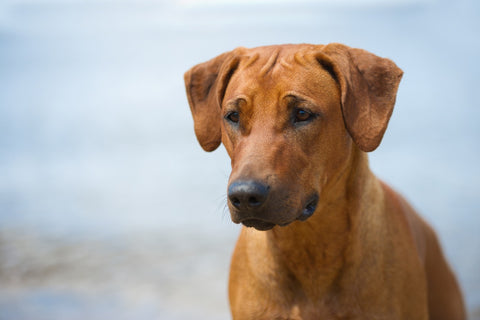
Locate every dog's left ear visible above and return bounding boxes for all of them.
[316,43,403,152]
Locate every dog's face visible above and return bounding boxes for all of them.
[220,46,352,230]
[185,44,402,230]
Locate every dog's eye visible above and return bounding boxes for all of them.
[225,111,240,123]
[294,109,313,123]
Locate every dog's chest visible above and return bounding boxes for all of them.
[246,300,355,320]
[243,280,357,320]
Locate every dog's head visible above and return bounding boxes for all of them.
[184,43,402,230]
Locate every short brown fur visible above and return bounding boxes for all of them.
[184,43,466,320]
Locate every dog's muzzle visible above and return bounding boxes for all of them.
[227,180,319,230]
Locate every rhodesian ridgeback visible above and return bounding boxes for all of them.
[184,43,466,320]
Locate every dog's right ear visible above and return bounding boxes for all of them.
[184,50,241,152]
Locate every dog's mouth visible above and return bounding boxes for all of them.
[241,219,276,231]
[297,193,319,221]
[238,193,319,231]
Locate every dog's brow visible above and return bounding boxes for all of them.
[283,92,315,105]
[225,96,247,109]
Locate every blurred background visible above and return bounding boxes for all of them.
[0,0,479,319]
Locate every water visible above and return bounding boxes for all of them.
[0,0,479,318]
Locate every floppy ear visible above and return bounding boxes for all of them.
[316,43,403,152]
[184,50,240,151]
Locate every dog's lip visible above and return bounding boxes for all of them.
[241,219,276,231]
[297,193,319,221]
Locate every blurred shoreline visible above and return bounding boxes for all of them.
[0,228,238,320]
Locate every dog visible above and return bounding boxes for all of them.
[184,43,466,320]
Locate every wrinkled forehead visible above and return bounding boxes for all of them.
[225,44,336,101]
[236,45,319,77]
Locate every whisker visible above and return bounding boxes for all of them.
[215,194,230,222]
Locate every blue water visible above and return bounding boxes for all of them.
[0,0,479,319]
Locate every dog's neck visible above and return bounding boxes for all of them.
[265,147,381,298]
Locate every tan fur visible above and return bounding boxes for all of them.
[184,43,466,320]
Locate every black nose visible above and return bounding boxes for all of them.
[228,180,269,210]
